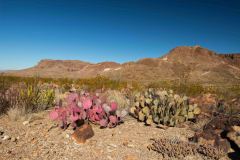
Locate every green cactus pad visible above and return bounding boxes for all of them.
[142,107,150,116]
[138,111,145,121]
[187,112,194,119]
[193,107,201,115]
[145,98,152,104]
[146,116,153,125]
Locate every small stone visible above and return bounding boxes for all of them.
[108,144,117,148]
[11,137,17,142]
[23,121,30,126]
[123,141,128,146]
[2,135,10,140]
[94,148,103,154]
[107,148,114,153]
[127,144,135,148]
[123,154,138,160]
[66,134,70,139]
[43,150,49,155]
[227,130,240,148]
[233,126,240,133]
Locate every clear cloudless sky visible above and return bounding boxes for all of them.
[0,0,240,70]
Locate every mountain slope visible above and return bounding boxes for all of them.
[7,46,240,85]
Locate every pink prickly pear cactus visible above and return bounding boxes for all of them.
[49,91,123,129]
[49,106,68,129]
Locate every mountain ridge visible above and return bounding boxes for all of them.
[5,46,240,85]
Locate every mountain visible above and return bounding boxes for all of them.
[6,46,240,85]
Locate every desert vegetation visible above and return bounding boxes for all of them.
[0,74,240,160]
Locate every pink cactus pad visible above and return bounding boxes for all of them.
[70,114,79,122]
[67,93,79,105]
[99,119,108,127]
[83,98,92,110]
[110,102,118,112]
[49,110,58,120]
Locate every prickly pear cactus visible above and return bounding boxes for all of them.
[129,88,201,127]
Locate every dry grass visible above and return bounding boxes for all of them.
[105,90,130,109]
[7,107,27,121]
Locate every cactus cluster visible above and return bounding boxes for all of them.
[130,88,201,126]
[49,91,128,129]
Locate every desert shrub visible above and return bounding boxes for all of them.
[49,91,128,129]
[0,93,8,114]
[105,90,130,109]
[75,76,128,91]
[147,81,205,97]
[7,107,26,121]
[0,75,19,114]
[0,77,55,116]
[149,138,225,159]
[129,88,201,126]
[18,82,55,113]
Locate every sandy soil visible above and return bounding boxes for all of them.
[0,111,227,160]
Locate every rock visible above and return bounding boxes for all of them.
[106,148,115,153]
[94,148,103,155]
[232,125,240,133]
[123,154,138,160]
[11,137,17,142]
[65,134,70,139]
[23,121,30,126]
[126,144,135,148]
[123,141,128,146]
[71,124,94,144]
[2,135,10,140]
[43,150,49,155]
[108,144,117,148]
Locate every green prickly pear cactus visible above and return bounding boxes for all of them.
[129,88,201,127]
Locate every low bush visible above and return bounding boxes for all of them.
[0,78,55,117]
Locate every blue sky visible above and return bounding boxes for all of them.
[0,0,240,70]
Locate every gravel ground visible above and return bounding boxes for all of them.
[0,111,226,160]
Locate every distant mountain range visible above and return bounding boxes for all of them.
[5,46,240,85]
